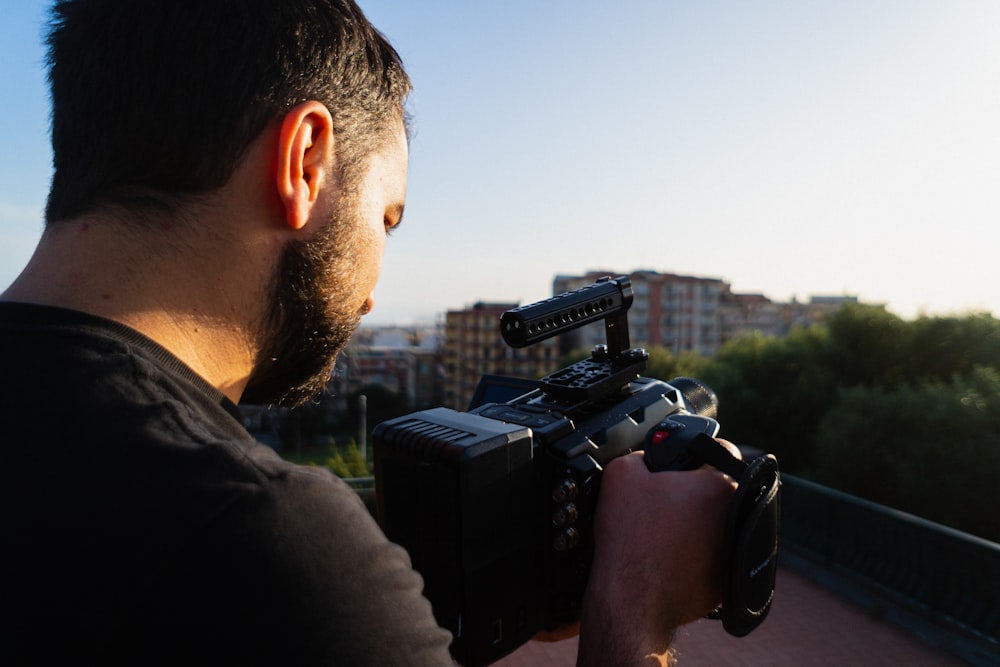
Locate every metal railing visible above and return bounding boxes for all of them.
[779,474,1000,662]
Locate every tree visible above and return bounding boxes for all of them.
[823,303,910,388]
[700,325,837,472]
[810,367,1000,542]
[905,312,1000,383]
[644,347,709,384]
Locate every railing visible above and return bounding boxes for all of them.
[343,475,375,490]
[779,474,1000,664]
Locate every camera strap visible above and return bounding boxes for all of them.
[686,434,781,637]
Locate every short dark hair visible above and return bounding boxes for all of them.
[44,0,411,223]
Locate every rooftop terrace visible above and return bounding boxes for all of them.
[494,560,979,666]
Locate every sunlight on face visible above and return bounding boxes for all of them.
[243,124,409,406]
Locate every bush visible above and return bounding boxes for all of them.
[811,367,1000,542]
[321,438,371,478]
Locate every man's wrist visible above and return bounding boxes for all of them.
[576,607,677,667]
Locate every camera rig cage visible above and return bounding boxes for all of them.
[373,276,780,666]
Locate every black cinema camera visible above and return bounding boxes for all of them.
[373,276,781,666]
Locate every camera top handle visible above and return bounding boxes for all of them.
[500,275,633,356]
[500,276,649,404]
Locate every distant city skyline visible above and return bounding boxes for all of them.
[357,266,863,329]
[3,1,999,326]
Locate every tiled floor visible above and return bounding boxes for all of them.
[492,566,971,666]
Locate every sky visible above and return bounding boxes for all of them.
[2,1,1000,326]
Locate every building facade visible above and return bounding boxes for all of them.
[553,270,857,356]
[441,302,560,410]
[552,270,728,356]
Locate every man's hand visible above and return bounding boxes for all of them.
[576,444,739,666]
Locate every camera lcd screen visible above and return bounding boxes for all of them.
[467,374,539,410]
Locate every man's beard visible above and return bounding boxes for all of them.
[241,202,367,407]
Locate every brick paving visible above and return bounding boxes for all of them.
[492,565,972,666]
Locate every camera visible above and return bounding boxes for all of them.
[373,276,780,666]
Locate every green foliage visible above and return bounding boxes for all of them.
[322,438,372,478]
[700,325,837,471]
[822,303,910,387]
[906,312,1000,382]
[811,367,1000,542]
[645,346,710,382]
[691,302,1000,542]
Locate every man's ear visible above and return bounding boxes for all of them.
[275,101,335,231]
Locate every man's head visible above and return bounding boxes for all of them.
[44,0,410,224]
[43,0,412,406]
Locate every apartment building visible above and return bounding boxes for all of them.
[441,302,560,410]
[552,270,728,356]
[553,270,856,356]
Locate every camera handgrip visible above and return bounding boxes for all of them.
[643,421,781,638]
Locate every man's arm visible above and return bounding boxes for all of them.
[576,451,737,667]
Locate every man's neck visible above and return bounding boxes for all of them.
[2,216,267,404]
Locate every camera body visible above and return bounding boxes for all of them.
[373,276,724,666]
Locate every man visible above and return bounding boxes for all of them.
[0,1,737,665]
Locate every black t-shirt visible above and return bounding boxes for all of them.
[0,302,454,666]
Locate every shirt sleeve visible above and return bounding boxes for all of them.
[269,466,457,666]
[117,461,456,667]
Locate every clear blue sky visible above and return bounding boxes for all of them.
[3,1,999,325]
